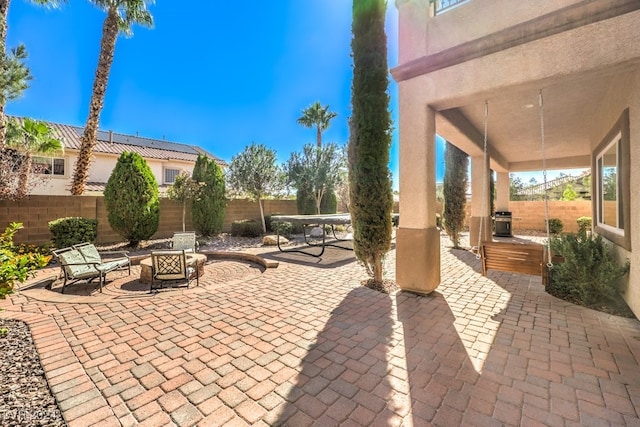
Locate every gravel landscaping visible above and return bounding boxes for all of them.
[0,319,66,427]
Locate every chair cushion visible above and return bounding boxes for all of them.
[96,259,129,274]
[152,251,187,280]
[58,249,99,278]
[77,244,102,264]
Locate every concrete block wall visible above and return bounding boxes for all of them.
[509,201,592,234]
[457,200,592,234]
[0,196,298,246]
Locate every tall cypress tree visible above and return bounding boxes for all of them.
[104,152,159,246]
[191,155,226,236]
[348,0,393,283]
[443,141,468,248]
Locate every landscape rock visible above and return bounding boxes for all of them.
[262,235,288,246]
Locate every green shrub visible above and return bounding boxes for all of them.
[546,218,563,235]
[231,220,263,237]
[270,220,293,238]
[104,152,159,246]
[320,189,337,214]
[443,141,468,248]
[577,216,592,233]
[48,217,97,248]
[296,187,316,215]
[1,222,48,301]
[548,231,630,309]
[297,187,337,215]
[191,155,227,236]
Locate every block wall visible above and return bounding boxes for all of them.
[0,196,298,245]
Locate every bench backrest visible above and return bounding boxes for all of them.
[74,242,102,264]
[172,232,197,253]
[55,247,100,278]
[481,241,546,279]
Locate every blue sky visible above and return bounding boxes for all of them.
[7,1,447,191]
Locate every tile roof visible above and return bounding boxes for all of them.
[35,120,227,166]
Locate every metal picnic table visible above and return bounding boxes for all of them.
[270,213,353,257]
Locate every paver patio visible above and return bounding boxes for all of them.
[2,233,640,426]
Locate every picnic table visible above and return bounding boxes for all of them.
[270,213,353,257]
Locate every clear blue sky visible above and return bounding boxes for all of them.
[7,1,449,190]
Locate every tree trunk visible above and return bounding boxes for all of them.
[316,126,321,148]
[258,198,266,233]
[373,255,383,284]
[182,200,187,232]
[15,151,30,199]
[0,0,11,149]
[70,7,119,195]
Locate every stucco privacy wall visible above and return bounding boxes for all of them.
[0,196,298,245]
[586,68,640,318]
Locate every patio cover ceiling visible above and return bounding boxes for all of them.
[434,65,636,173]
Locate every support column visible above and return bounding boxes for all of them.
[496,171,510,212]
[469,155,492,248]
[396,81,440,295]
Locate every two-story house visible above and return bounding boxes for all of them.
[27,120,226,195]
[392,0,640,315]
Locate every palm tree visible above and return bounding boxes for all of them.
[6,117,63,198]
[0,0,65,148]
[297,101,337,148]
[70,0,153,195]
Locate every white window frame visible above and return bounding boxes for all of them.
[595,133,622,236]
[592,109,630,250]
[164,168,181,184]
[32,156,65,176]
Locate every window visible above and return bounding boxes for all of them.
[593,109,630,250]
[164,168,181,184]
[32,157,65,176]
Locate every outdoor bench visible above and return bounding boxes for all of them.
[51,242,130,293]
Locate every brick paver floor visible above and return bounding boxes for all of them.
[2,233,640,426]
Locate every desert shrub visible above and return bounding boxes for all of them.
[231,220,263,237]
[548,231,630,310]
[1,222,48,301]
[546,218,563,235]
[576,216,592,233]
[48,217,97,248]
[104,152,159,246]
[271,220,293,238]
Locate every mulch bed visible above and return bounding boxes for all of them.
[0,319,66,427]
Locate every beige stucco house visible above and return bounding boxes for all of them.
[392,0,640,315]
[27,121,226,196]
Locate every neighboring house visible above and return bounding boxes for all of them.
[391,1,640,315]
[516,171,591,200]
[23,120,226,196]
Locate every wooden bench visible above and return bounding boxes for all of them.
[480,241,548,285]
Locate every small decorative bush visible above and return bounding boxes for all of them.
[1,222,48,301]
[546,218,563,235]
[270,220,293,238]
[548,231,631,315]
[576,216,592,233]
[48,217,98,248]
[231,220,263,237]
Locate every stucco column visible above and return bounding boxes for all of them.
[469,155,492,248]
[396,81,440,295]
[496,171,510,212]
